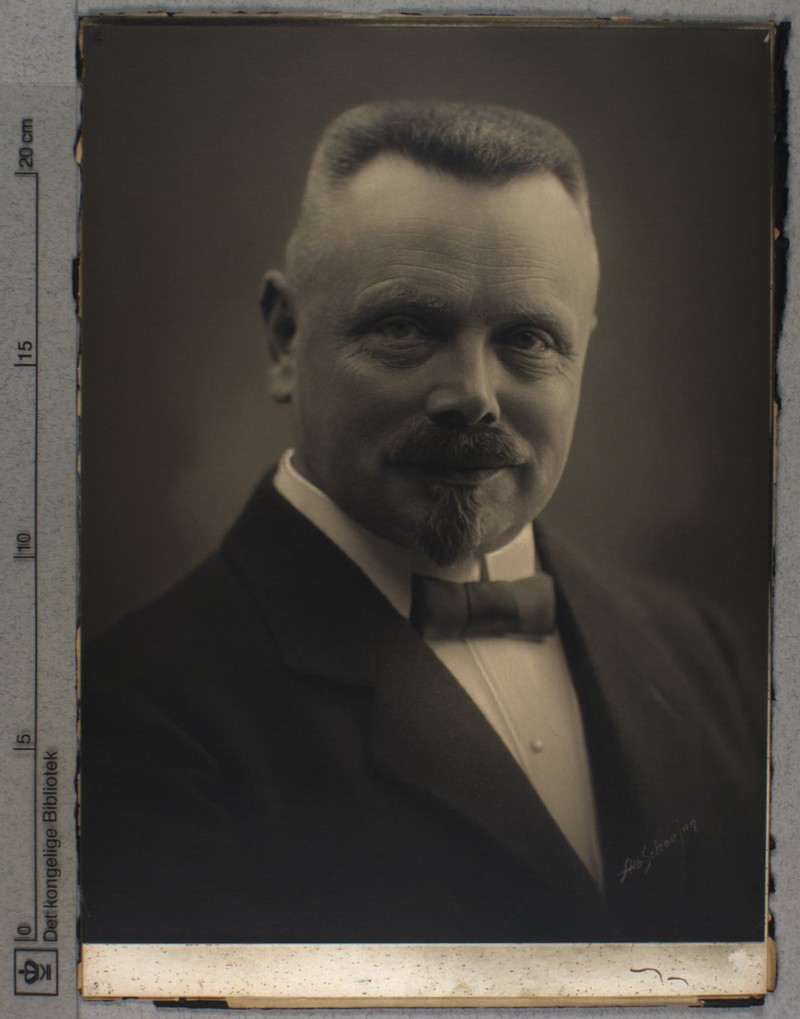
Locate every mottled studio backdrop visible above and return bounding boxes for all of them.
[80,20,773,722]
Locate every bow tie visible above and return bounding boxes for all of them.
[410,572,556,640]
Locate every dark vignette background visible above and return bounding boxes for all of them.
[79,20,773,728]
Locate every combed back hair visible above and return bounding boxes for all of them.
[284,100,592,292]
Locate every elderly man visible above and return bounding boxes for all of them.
[81,101,765,945]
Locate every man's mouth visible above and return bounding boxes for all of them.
[398,459,520,486]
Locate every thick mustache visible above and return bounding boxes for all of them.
[389,424,526,469]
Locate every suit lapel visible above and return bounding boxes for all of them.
[224,478,611,920]
[368,617,610,916]
[537,525,699,909]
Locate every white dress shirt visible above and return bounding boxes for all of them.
[274,450,603,887]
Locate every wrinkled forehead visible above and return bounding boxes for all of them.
[326,153,596,257]
[314,154,599,309]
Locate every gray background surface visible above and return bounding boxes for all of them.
[1,0,798,1017]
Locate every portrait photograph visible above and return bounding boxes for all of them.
[77,15,775,1005]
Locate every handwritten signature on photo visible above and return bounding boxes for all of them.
[617,818,699,882]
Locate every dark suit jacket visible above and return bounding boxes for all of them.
[80,475,766,944]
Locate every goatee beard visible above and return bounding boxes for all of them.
[411,484,484,566]
[388,420,526,566]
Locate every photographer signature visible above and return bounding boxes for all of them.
[617,817,698,882]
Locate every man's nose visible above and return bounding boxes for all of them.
[425,338,501,427]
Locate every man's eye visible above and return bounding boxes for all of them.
[359,316,432,369]
[503,328,553,353]
[374,317,426,341]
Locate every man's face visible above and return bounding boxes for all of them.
[275,154,599,564]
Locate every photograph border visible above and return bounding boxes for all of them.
[70,7,786,1010]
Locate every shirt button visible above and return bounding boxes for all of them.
[529,738,545,753]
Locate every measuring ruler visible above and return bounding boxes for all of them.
[9,112,43,945]
[0,88,79,1017]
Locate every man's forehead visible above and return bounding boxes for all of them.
[288,152,599,328]
[322,153,596,262]
[315,154,599,294]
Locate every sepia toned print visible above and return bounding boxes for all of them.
[78,15,774,1004]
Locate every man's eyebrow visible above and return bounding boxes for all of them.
[348,281,455,318]
[497,307,571,335]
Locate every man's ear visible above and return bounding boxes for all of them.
[261,270,297,404]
